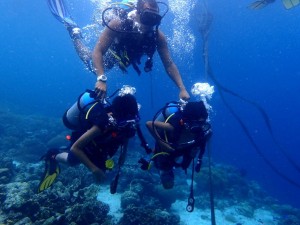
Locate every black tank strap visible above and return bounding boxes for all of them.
[136,124,152,154]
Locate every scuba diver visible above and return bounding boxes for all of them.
[248,0,299,10]
[38,88,140,193]
[141,100,212,190]
[47,0,190,101]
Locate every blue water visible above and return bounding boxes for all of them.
[1,0,299,208]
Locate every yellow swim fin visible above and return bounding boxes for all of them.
[38,157,60,193]
[282,0,300,9]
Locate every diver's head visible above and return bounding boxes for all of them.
[182,101,208,122]
[112,94,139,121]
[137,0,161,27]
[181,101,211,144]
[112,94,139,138]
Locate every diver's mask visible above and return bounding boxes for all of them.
[139,8,162,27]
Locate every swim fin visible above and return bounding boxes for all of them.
[282,0,300,9]
[47,0,77,27]
[110,171,120,194]
[248,0,270,9]
[38,150,60,193]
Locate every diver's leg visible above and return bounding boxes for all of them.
[67,26,94,72]
[153,147,175,189]
[55,152,69,163]
[66,150,81,166]
[47,0,94,72]
[159,169,174,189]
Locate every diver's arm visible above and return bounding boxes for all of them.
[148,121,174,131]
[70,125,105,182]
[92,20,120,96]
[157,30,190,101]
[92,27,116,76]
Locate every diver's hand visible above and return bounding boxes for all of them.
[95,81,107,101]
[92,167,106,183]
[179,88,190,101]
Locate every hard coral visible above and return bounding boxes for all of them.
[118,205,179,225]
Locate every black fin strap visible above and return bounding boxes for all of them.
[195,145,206,173]
[186,159,195,212]
[110,143,127,194]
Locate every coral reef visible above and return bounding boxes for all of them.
[118,205,180,225]
[0,110,111,225]
[0,162,111,225]
[194,163,268,208]
[0,111,67,162]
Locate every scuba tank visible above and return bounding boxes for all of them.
[155,102,180,122]
[63,90,99,130]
